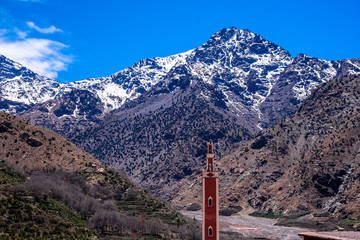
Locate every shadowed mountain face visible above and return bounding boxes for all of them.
[72,70,256,199]
[1,27,359,205]
[22,89,104,137]
[173,75,360,219]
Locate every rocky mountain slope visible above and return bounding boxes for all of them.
[0,111,199,239]
[173,74,360,220]
[32,28,360,201]
[2,27,360,205]
[72,67,256,200]
[0,110,103,172]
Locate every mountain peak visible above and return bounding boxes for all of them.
[210,27,255,44]
[198,27,287,58]
[191,27,291,69]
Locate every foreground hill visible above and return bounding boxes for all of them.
[0,111,200,239]
[173,75,360,224]
[0,110,103,173]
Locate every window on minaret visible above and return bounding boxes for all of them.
[208,226,213,237]
[208,197,213,207]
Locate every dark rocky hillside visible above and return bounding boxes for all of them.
[23,89,104,137]
[173,74,360,224]
[73,67,256,200]
[0,111,200,239]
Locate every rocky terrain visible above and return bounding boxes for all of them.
[182,211,306,240]
[173,75,360,223]
[72,69,256,199]
[17,28,360,136]
[0,110,104,173]
[0,111,199,239]
[1,27,360,218]
[58,28,360,202]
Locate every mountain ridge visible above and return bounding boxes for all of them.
[1,27,360,208]
[15,27,360,137]
[1,27,358,120]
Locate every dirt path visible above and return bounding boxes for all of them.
[181,211,309,240]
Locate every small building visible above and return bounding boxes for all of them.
[299,231,360,240]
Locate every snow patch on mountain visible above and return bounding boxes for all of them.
[0,54,63,110]
[291,56,360,101]
[1,77,60,105]
[345,60,360,75]
[58,50,195,112]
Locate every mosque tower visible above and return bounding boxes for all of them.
[202,141,219,240]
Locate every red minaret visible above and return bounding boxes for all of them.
[202,141,219,240]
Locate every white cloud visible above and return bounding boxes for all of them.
[14,27,27,39]
[26,21,62,34]
[0,37,73,79]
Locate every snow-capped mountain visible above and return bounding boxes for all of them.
[259,54,360,128]
[2,27,360,202]
[0,55,62,113]
[62,50,192,111]
[2,27,360,124]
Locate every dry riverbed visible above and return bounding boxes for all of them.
[181,211,309,240]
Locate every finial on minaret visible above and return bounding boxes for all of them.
[206,141,215,172]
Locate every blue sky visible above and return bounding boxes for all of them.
[0,0,359,83]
